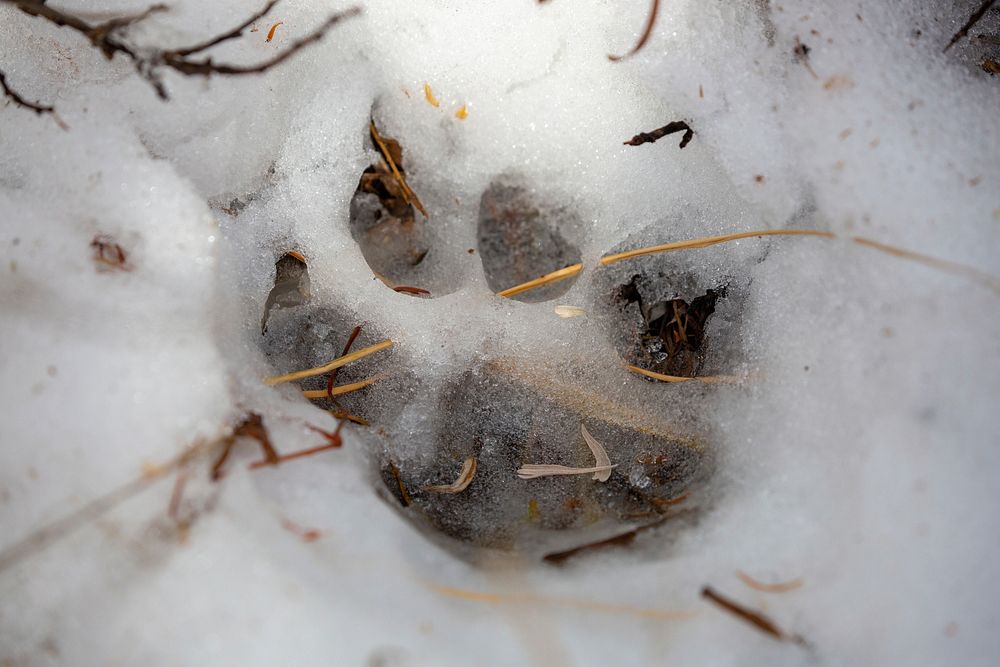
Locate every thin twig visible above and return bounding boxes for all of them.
[248,420,346,468]
[327,325,362,396]
[170,0,280,56]
[3,0,361,101]
[943,0,997,52]
[702,586,799,642]
[0,439,213,573]
[0,69,66,128]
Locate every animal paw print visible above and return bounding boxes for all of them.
[255,126,761,561]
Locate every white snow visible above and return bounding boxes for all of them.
[1,0,999,665]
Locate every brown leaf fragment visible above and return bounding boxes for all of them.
[369,120,428,218]
[90,234,129,271]
[624,121,694,149]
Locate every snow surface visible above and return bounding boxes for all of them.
[2,0,1000,664]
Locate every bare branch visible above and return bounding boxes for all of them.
[0,68,67,128]
[161,7,362,78]
[0,68,53,114]
[1,0,362,104]
[169,0,281,57]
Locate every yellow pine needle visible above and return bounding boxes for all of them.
[302,376,381,399]
[455,104,468,119]
[600,229,1000,295]
[369,121,428,218]
[264,339,394,386]
[423,457,477,493]
[497,263,584,298]
[625,364,739,384]
[423,82,440,107]
[600,229,835,265]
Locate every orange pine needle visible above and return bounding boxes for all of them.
[423,82,440,107]
[265,21,283,42]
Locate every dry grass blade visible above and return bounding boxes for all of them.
[264,339,393,385]
[497,263,583,298]
[600,229,835,265]
[849,236,1000,294]
[626,364,739,385]
[369,120,428,217]
[423,457,478,493]
[736,571,804,593]
[554,305,586,318]
[0,438,214,573]
[580,424,612,481]
[601,229,1000,296]
[426,582,696,620]
[302,376,381,399]
[517,464,616,480]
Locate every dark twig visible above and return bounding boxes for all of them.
[702,586,807,645]
[943,0,997,52]
[609,0,660,61]
[2,0,361,102]
[327,324,363,397]
[159,8,361,78]
[0,69,53,114]
[624,120,694,149]
[169,0,280,57]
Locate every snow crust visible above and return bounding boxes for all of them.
[1,0,999,664]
